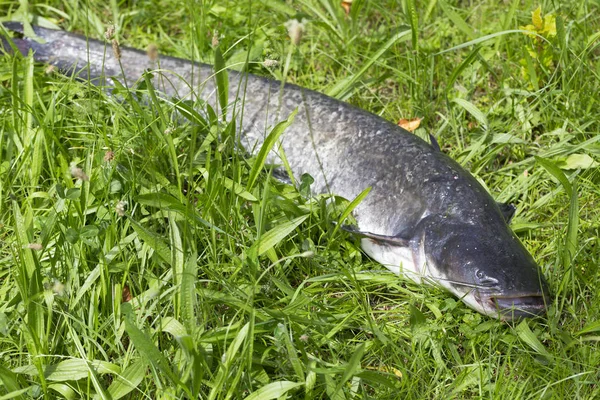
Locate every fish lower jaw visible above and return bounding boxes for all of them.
[360,238,425,284]
[490,295,548,320]
[459,292,548,320]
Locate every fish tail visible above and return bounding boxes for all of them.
[2,22,27,56]
[2,22,55,61]
[5,36,27,55]
[1,22,119,82]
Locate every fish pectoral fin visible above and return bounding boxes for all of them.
[271,168,293,185]
[497,202,516,224]
[341,225,410,246]
[429,134,441,151]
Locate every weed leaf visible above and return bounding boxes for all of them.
[255,214,308,256]
[244,381,303,400]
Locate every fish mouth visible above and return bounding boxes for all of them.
[488,294,548,320]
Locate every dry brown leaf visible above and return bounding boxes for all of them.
[122,285,132,302]
[398,117,422,132]
[341,0,352,16]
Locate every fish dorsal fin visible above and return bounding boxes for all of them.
[429,134,441,151]
[497,202,516,224]
[341,225,410,246]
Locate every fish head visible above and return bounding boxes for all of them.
[423,221,550,320]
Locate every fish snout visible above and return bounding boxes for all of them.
[490,294,549,320]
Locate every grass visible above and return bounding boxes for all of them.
[0,0,599,398]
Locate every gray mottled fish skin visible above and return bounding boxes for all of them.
[2,23,550,319]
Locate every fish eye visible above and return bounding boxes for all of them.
[475,269,499,286]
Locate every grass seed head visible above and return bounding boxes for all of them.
[285,19,307,46]
[115,201,127,217]
[70,163,89,181]
[112,39,121,60]
[147,43,159,61]
[104,24,115,41]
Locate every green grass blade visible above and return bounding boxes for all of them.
[129,217,172,263]
[122,303,184,389]
[169,216,184,287]
[556,15,567,59]
[180,254,197,336]
[298,0,344,43]
[446,46,480,96]
[565,180,579,279]
[142,70,167,125]
[535,157,572,197]
[576,321,600,336]
[279,323,305,381]
[0,364,25,400]
[208,322,251,400]
[223,322,250,368]
[72,265,101,308]
[135,193,224,232]
[106,360,147,400]
[257,0,296,15]
[47,383,78,399]
[221,176,258,202]
[326,28,410,99]
[515,320,554,362]
[13,359,120,382]
[173,99,209,127]
[11,201,38,282]
[333,342,365,396]
[355,370,399,390]
[522,48,539,91]
[501,0,519,30]
[435,29,533,54]
[246,109,298,190]
[332,186,371,236]
[452,98,488,131]
[406,0,419,51]
[438,0,474,39]
[0,388,31,399]
[23,49,34,136]
[214,46,229,119]
[25,63,44,189]
[66,328,111,400]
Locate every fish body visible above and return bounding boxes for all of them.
[2,23,549,319]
